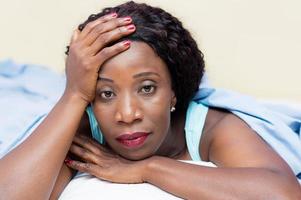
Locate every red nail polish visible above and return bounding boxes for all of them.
[126,24,135,31]
[110,12,118,18]
[122,40,131,47]
[123,17,132,23]
[64,158,73,165]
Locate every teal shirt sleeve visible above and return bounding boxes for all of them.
[86,106,104,144]
[185,101,209,161]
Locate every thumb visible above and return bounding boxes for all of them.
[71,29,80,43]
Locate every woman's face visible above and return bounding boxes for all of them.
[93,41,176,160]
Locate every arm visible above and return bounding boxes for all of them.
[49,114,92,200]
[0,93,87,200]
[67,113,301,200]
[49,164,75,200]
[0,14,134,199]
[143,113,301,199]
[144,157,299,199]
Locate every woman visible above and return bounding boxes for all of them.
[0,1,300,199]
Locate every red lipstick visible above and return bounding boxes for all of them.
[116,132,150,148]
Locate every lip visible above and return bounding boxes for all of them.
[116,132,150,148]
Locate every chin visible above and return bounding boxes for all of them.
[118,150,154,161]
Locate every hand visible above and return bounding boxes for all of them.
[65,135,147,184]
[64,13,135,103]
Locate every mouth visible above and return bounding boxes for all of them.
[116,132,150,148]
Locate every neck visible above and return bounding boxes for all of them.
[156,112,188,159]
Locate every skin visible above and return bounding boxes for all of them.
[65,42,301,199]
[0,13,136,199]
[92,41,178,161]
[0,13,300,200]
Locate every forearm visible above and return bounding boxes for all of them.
[0,92,87,200]
[144,156,301,200]
[49,164,76,200]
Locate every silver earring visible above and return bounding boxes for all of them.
[170,106,176,112]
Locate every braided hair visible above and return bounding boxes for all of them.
[67,1,205,113]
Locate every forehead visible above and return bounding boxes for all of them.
[100,41,170,78]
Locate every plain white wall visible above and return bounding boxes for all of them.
[0,0,300,101]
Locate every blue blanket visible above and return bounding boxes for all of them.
[0,60,65,157]
[1,60,300,180]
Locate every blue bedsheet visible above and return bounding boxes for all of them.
[0,60,65,157]
[1,60,300,180]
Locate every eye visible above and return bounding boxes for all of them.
[99,90,115,99]
[140,85,156,94]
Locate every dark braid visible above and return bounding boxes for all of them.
[66,1,205,113]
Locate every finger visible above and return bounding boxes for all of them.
[69,143,100,164]
[82,17,133,46]
[73,135,106,155]
[79,12,118,40]
[78,134,111,152]
[94,40,131,70]
[70,29,80,44]
[65,159,99,176]
[76,135,116,157]
[88,24,135,55]
[65,160,111,182]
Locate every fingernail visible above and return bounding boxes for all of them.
[110,12,118,18]
[126,24,135,31]
[64,158,73,165]
[123,16,132,23]
[122,40,131,47]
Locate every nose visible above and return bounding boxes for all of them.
[115,93,143,124]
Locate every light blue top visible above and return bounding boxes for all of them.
[185,101,209,161]
[86,101,209,161]
[193,88,301,177]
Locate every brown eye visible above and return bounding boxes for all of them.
[140,85,155,94]
[100,91,114,99]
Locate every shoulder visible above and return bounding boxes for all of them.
[200,107,288,170]
[199,107,259,162]
[199,107,230,161]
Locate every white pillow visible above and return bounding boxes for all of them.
[59,161,216,200]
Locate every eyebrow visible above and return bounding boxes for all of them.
[98,77,114,83]
[132,71,160,78]
[98,71,160,82]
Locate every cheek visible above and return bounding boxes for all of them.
[91,103,115,134]
[144,96,172,134]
